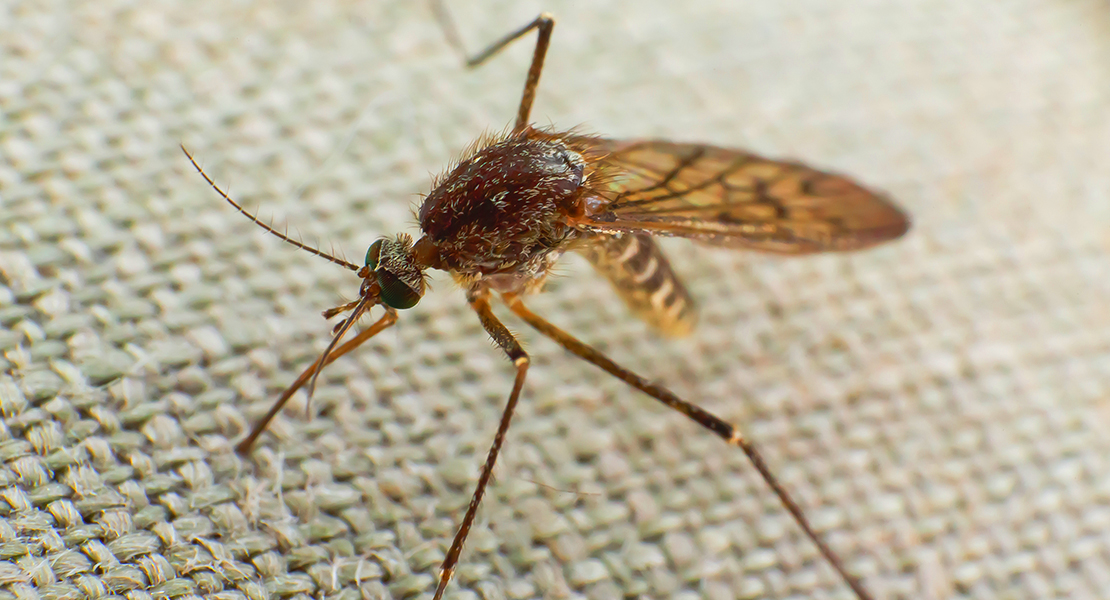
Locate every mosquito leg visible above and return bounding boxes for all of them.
[236,308,398,454]
[304,295,374,411]
[431,2,554,131]
[504,294,874,600]
[434,288,530,600]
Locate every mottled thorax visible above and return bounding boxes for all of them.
[418,129,591,287]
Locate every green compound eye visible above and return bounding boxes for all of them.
[365,240,383,269]
[376,269,421,309]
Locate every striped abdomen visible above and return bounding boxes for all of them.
[578,233,697,337]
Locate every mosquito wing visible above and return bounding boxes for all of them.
[569,138,909,254]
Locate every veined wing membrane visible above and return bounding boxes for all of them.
[570,138,909,254]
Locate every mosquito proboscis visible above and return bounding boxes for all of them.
[184,7,908,599]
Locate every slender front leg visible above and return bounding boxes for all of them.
[504,294,874,600]
[432,2,555,132]
[434,288,530,600]
[236,308,397,453]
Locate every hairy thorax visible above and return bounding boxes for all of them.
[418,128,596,293]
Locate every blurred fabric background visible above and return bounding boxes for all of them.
[2,1,1108,598]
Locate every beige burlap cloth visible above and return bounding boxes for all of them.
[2,1,1108,598]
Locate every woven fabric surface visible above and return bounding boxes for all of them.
[2,1,1109,599]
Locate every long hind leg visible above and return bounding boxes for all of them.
[505,293,874,600]
[432,3,555,132]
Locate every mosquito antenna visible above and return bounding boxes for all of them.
[181,145,361,272]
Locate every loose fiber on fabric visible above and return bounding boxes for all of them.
[1,1,1109,599]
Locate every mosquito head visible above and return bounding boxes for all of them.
[362,234,430,309]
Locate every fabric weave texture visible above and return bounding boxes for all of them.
[1,1,1108,599]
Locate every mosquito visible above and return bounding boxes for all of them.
[183,8,908,599]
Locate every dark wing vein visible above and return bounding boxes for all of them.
[611,154,756,211]
[570,137,909,255]
[609,146,707,205]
